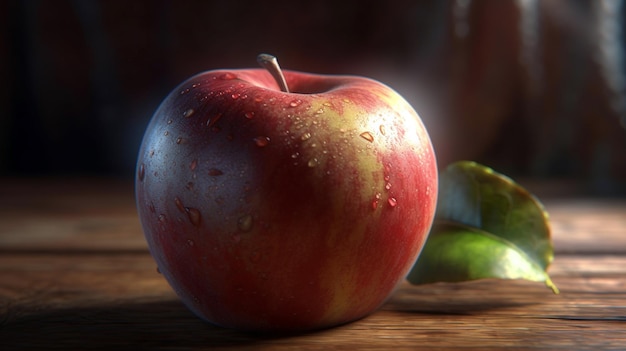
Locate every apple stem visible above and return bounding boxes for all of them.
[257,53,290,93]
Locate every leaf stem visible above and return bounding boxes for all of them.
[545,276,560,294]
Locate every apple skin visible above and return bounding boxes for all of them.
[135,68,437,331]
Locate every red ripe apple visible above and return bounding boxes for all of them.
[135,54,437,331]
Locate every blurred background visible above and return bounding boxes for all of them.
[1,0,625,195]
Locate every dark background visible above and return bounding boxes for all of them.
[2,0,625,195]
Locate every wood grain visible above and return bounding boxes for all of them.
[1,253,625,350]
[1,178,625,253]
[0,178,625,350]
[0,178,147,251]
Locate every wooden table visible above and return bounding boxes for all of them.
[1,178,625,350]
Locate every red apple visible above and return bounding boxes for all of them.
[135,54,437,331]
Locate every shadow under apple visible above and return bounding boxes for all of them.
[0,279,552,349]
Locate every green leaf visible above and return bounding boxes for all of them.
[408,161,559,293]
[408,222,559,293]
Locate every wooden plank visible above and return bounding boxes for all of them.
[1,253,625,350]
[545,198,626,254]
[1,178,625,254]
[0,178,148,251]
[0,179,624,349]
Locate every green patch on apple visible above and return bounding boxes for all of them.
[408,161,559,294]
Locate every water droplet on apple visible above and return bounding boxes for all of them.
[183,108,195,118]
[372,192,382,209]
[206,113,223,128]
[253,136,270,147]
[254,96,263,103]
[158,214,167,222]
[189,159,198,171]
[245,111,255,119]
[301,132,312,141]
[360,131,374,143]
[289,99,302,107]
[186,207,202,226]
[371,199,379,210]
[291,152,300,159]
[187,239,195,246]
[388,197,397,207]
[208,168,223,176]
[138,163,145,181]
[176,137,183,144]
[379,125,386,136]
[323,102,332,107]
[315,108,324,114]
[231,93,241,100]
[385,182,392,190]
[174,197,185,213]
[219,72,237,80]
[307,158,318,168]
[167,119,173,125]
[164,131,169,136]
[180,88,190,95]
[238,214,253,232]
